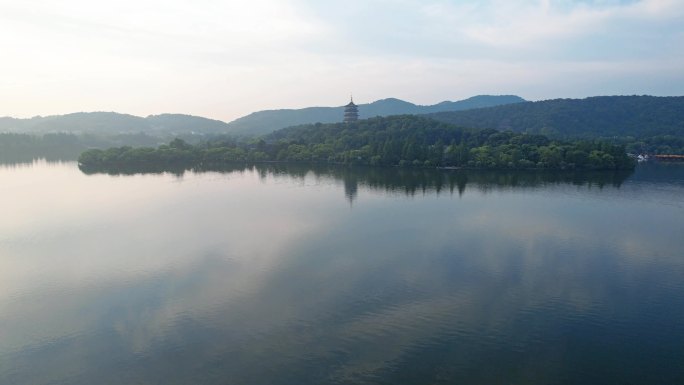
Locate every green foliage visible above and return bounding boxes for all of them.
[79,115,634,171]
[224,95,525,137]
[429,96,684,140]
[623,135,684,155]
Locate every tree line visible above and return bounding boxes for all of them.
[428,95,684,151]
[79,115,634,170]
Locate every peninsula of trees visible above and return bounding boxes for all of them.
[78,115,634,171]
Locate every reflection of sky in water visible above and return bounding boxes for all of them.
[1,162,683,384]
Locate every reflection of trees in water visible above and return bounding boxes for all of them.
[343,175,358,204]
[253,164,631,199]
[629,161,684,185]
[77,162,633,202]
[79,162,191,177]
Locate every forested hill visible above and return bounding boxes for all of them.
[0,112,231,136]
[224,95,525,137]
[80,115,634,171]
[0,95,523,137]
[427,96,684,139]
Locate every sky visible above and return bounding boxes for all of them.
[1,0,683,122]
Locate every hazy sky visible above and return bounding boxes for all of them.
[1,0,683,122]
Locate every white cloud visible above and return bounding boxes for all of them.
[0,0,682,120]
[417,0,684,48]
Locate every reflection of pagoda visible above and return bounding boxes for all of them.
[343,97,359,123]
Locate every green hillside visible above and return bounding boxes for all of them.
[224,95,525,136]
[428,96,684,138]
[79,115,634,171]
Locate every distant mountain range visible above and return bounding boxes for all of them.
[224,95,525,136]
[428,96,684,139]
[0,113,231,136]
[0,95,525,137]
[2,95,683,142]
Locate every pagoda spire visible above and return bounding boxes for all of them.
[343,95,359,123]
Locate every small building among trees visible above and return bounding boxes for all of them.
[343,97,359,123]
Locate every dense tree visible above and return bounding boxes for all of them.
[79,115,635,171]
[428,96,684,143]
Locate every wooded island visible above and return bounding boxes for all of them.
[78,115,635,171]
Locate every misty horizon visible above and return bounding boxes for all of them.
[1,93,680,123]
[2,0,683,122]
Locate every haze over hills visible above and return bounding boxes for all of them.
[428,96,684,139]
[0,112,232,136]
[0,95,524,137]
[2,95,683,147]
[224,95,526,136]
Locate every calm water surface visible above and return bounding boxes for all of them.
[1,161,683,384]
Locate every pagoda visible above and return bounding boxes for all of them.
[343,97,359,123]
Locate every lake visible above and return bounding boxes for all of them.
[1,161,683,384]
